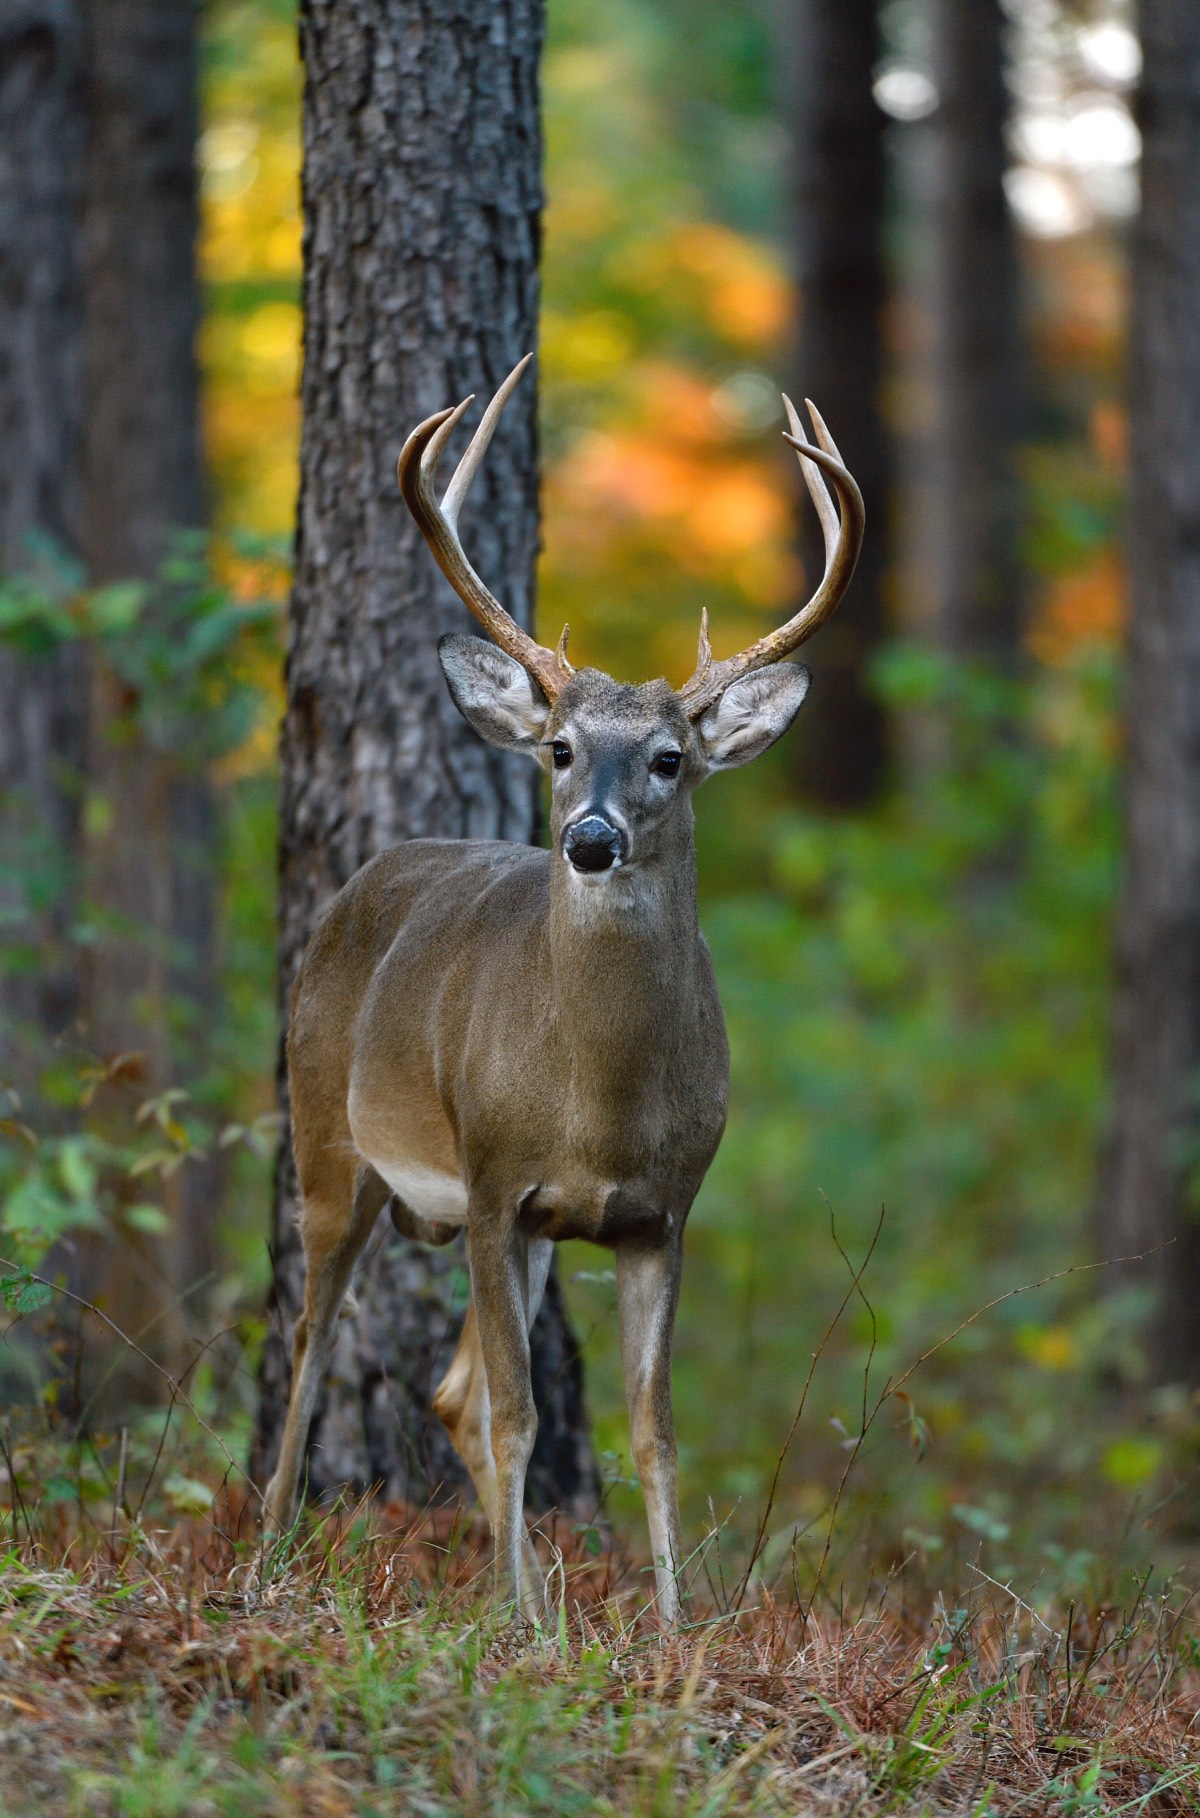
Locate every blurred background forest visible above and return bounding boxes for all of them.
[1,0,1193,1601]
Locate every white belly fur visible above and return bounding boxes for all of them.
[372,1158,469,1226]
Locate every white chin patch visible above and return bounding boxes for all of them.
[565,860,624,879]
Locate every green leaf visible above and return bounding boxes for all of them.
[1101,1436,1162,1488]
[574,1524,604,1557]
[57,1135,98,1204]
[130,1148,183,1178]
[88,581,146,635]
[951,1504,1010,1544]
[3,1172,77,1240]
[1,1268,53,1313]
[164,1473,213,1515]
[125,1203,170,1236]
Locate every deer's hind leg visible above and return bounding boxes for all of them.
[433,1236,553,1617]
[263,1159,388,1533]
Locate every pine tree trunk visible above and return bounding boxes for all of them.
[0,0,86,1086]
[785,0,889,808]
[1098,1,1200,1382]
[928,0,1024,661]
[79,0,217,1354]
[252,0,597,1513]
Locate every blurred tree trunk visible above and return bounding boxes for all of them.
[0,0,86,1090]
[928,0,1024,661]
[251,0,597,1514]
[786,0,889,808]
[1098,2,1200,1383]
[79,0,217,1357]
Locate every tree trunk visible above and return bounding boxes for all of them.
[79,0,217,1354]
[1098,1,1200,1383]
[928,0,1024,662]
[252,0,597,1514]
[0,0,86,1088]
[81,0,203,582]
[785,0,889,809]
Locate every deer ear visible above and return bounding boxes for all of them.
[696,664,811,771]
[438,633,549,753]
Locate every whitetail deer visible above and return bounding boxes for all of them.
[263,357,863,1622]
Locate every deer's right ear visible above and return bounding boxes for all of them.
[438,633,550,753]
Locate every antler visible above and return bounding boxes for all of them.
[677,396,865,719]
[397,354,574,702]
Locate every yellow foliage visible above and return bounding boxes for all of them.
[239,302,302,380]
[541,309,636,382]
[1101,1435,1163,1488]
[202,128,301,286]
[1016,1323,1079,1371]
[200,2,301,548]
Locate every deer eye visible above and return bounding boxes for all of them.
[651,750,682,778]
[552,741,573,770]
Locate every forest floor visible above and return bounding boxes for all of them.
[1,1500,1198,1816]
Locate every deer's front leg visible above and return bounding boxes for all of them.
[468,1217,542,1622]
[617,1235,684,1624]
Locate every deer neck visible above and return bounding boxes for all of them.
[547,813,703,1086]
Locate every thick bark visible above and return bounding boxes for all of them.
[786,0,889,808]
[1098,2,1200,1382]
[928,0,1024,662]
[79,0,217,1347]
[252,0,597,1513]
[0,0,86,1084]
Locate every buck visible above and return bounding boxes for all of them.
[263,357,863,1622]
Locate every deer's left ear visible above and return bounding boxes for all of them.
[696,664,811,771]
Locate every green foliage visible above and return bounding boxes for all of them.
[0,533,279,762]
[0,1063,274,1306]
[0,537,283,1262]
[1,1133,106,1262]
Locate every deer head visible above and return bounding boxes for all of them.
[398,357,864,883]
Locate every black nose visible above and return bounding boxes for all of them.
[564,815,623,873]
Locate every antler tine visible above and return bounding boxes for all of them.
[397,356,573,702]
[441,352,532,530]
[783,392,839,559]
[677,396,864,719]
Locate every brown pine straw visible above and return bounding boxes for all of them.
[0,1497,1197,1814]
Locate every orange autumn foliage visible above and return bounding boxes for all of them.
[1031,550,1125,664]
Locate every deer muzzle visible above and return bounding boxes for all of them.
[563,814,626,874]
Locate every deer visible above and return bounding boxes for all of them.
[262,356,863,1624]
